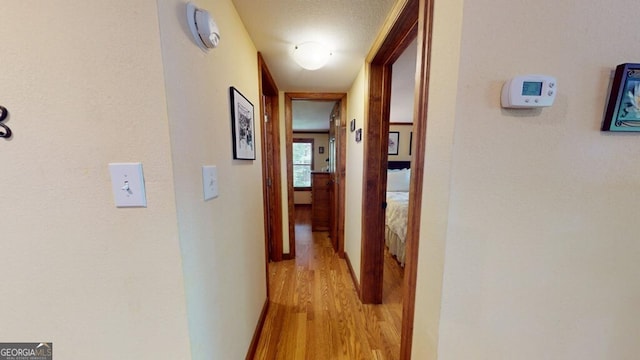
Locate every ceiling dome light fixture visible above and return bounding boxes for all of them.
[292,42,332,70]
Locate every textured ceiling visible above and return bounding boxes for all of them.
[291,37,416,132]
[231,0,397,92]
[231,0,413,130]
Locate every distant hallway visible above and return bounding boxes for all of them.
[254,205,403,360]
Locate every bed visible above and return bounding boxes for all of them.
[385,161,411,266]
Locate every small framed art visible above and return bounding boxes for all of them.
[356,128,362,143]
[602,63,640,132]
[388,131,399,155]
[229,86,256,159]
[319,146,325,154]
[350,119,356,132]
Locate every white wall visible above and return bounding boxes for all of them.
[156,0,266,359]
[344,65,367,283]
[413,0,640,359]
[0,1,191,358]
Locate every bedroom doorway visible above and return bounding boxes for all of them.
[383,36,418,305]
[360,0,418,305]
[361,0,433,358]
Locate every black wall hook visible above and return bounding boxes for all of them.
[0,105,12,139]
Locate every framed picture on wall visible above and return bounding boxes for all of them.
[388,131,399,155]
[356,128,362,142]
[319,146,325,154]
[350,119,356,132]
[602,63,640,132]
[229,86,256,159]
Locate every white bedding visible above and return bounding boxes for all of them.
[385,191,409,266]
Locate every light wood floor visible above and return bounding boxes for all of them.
[254,206,404,360]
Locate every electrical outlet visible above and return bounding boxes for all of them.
[109,163,147,207]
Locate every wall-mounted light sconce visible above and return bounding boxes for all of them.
[292,42,332,70]
[187,2,220,51]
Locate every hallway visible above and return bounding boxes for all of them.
[254,206,403,360]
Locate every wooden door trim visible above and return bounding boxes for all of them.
[285,92,347,259]
[337,99,347,257]
[284,94,295,259]
[258,53,282,279]
[360,0,419,304]
[360,0,434,358]
[399,0,434,357]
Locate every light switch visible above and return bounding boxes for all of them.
[202,165,219,200]
[109,163,147,207]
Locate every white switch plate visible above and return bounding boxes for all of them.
[109,163,147,207]
[202,165,219,200]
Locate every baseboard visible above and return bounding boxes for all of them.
[245,298,269,360]
[344,251,360,295]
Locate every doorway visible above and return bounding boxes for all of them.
[285,93,347,259]
[360,0,434,358]
[361,0,419,305]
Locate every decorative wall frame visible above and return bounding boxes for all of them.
[319,146,325,154]
[350,119,356,132]
[388,131,399,155]
[356,128,362,143]
[602,63,640,132]
[229,87,256,159]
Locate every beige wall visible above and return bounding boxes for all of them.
[344,65,367,283]
[0,0,269,358]
[293,132,330,205]
[156,0,266,359]
[0,1,191,358]
[414,0,640,359]
[410,0,462,358]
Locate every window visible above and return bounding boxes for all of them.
[293,139,314,189]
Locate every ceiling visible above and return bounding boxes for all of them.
[291,100,337,131]
[231,0,396,93]
[231,0,414,131]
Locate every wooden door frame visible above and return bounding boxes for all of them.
[333,103,347,258]
[285,92,347,258]
[360,0,434,358]
[361,0,419,305]
[258,52,283,267]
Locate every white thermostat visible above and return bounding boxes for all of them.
[501,75,557,108]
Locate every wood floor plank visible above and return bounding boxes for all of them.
[254,206,402,360]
